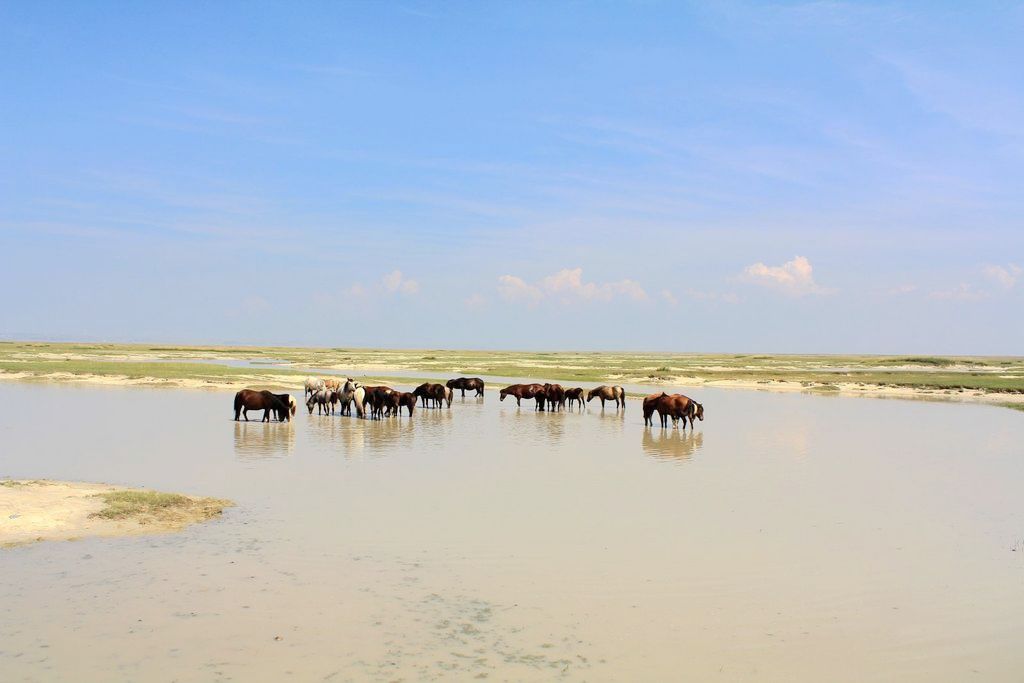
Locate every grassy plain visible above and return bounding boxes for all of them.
[1,341,1022,405]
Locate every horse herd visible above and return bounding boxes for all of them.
[232,376,705,429]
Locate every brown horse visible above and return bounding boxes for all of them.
[235,389,289,422]
[446,377,485,398]
[398,392,417,417]
[587,385,626,411]
[643,392,666,426]
[564,387,585,411]
[275,393,297,419]
[683,400,705,429]
[323,378,342,392]
[499,384,546,410]
[413,383,451,408]
[651,393,702,428]
[362,386,396,419]
[543,383,566,411]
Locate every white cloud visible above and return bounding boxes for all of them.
[498,267,648,305]
[382,269,419,295]
[740,255,826,295]
[464,293,487,309]
[497,275,543,305]
[661,289,678,306]
[982,263,1021,290]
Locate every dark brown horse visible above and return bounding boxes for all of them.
[446,377,485,398]
[643,392,666,426]
[275,393,297,419]
[543,383,566,411]
[362,386,396,419]
[413,383,452,408]
[499,383,546,410]
[398,392,417,417]
[234,389,289,422]
[564,387,584,411]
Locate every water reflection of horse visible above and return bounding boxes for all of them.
[641,427,703,463]
[233,421,295,457]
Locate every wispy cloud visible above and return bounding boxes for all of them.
[982,263,1021,289]
[928,283,988,302]
[382,269,419,295]
[740,256,827,296]
[498,268,648,306]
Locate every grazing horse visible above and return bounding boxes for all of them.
[543,383,566,411]
[499,384,546,410]
[275,393,297,419]
[398,392,417,417]
[235,389,289,422]
[446,377,485,398]
[413,383,451,408]
[304,377,325,398]
[306,388,332,415]
[587,385,626,411]
[564,387,585,411]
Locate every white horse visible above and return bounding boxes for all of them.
[341,379,365,418]
[304,376,325,398]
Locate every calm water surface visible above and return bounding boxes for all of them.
[1,382,1023,682]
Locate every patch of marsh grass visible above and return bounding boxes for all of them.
[92,490,232,524]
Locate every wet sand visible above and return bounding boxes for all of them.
[0,480,231,548]
[2,382,1023,681]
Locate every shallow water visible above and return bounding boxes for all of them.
[1,381,1023,682]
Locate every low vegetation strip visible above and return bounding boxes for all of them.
[1,341,1022,404]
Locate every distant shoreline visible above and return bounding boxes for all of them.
[1,341,1021,411]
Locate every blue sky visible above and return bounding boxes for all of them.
[2,1,1022,353]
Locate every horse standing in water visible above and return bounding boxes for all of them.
[304,377,325,398]
[564,387,585,411]
[587,385,626,411]
[234,390,290,422]
[543,383,566,411]
[446,377,485,398]
[275,393,297,419]
[306,388,332,415]
[499,384,547,410]
[414,383,452,408]
[398,392,417,417]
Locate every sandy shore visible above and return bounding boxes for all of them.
[0,480,232,548]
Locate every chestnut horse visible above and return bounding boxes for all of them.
[646,393,703,428]
[587,385,626,411]
[564,387,585,411]
[446,377,485,398]
[235,389,289,422]
[499,384,546,410]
